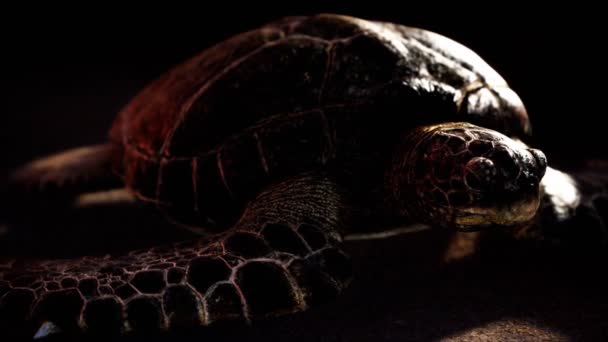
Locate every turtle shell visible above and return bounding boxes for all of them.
[109,14,530,228]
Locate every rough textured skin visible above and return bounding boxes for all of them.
[1,174,352,338]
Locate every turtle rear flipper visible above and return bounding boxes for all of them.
[4,144,124,214]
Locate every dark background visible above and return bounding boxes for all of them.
[1,4,607,341]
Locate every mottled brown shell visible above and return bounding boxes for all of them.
[109,14,530,228]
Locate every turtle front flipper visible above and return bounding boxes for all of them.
[514,162,608,250]
[5,144,124,211]
[0,172,352,339]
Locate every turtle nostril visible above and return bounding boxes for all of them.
[518,173,540,191]
[529,148,547,178]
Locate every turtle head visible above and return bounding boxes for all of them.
[389,122,547,231]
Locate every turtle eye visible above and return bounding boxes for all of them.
[464,157,495,191]
[465,172,482,190]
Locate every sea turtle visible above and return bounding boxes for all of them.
[1,13,606,339]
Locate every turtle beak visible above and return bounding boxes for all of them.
[453,193,540,230]
[453,143,546,231]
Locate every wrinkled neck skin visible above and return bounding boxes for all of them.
[385,122,545,231]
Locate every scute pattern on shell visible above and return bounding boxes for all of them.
[114,13,529,214]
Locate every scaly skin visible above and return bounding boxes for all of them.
[1,174,352,339]
[388,123,546,230]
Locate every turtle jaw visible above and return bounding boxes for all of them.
[451,190,541,230]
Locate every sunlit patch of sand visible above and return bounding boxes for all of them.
[441,318,570,341]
